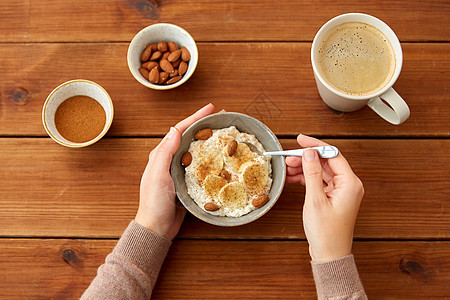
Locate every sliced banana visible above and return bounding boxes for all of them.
[204,174,228,199]
[223,142,257,172]
[195,148,224,181]
[242,162,269,193]
[219,182,248,209]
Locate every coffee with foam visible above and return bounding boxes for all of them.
[316,22,395,97]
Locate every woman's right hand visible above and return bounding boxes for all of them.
[285,134,364,263]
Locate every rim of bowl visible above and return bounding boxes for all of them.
[42,79,114,148]
[171,112,286,226]
[127,23,198,90]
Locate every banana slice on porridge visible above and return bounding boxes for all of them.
[219,182,248,209]
[184,126,272,217]
[204,174,228,199]
[224,142,258,172]
[242,162,269,193]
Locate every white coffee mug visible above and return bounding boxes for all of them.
[311,13,410,125]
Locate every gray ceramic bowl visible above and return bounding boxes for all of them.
[171,112,286,226]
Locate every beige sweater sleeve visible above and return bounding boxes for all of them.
[81,221,172,300]
[311,254,367,300]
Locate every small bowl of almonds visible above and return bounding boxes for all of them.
[127,23,198,90]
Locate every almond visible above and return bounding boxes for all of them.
[204,202,220,211]
[169,69,179,78]
[162,51,170,60]
[157,41,168,52]
[181,152,192,167]
[144,61,159,71]
[140,45,152,62]
[159,72,169,84]
[194,128,213,140]
[139,67,150,79]
[172,59,182,68]
[220,169,232,181]
[168,41,179,52]
[168,49,182,62]
[252,195,269,208]
[165,75,182,85]
[150,51,162,61]
[160,59,175,73]
[181,46,191,61]
[140,41,191,86]
[227,140,238,156]
[178,61,188,75]
[149,67,159,84]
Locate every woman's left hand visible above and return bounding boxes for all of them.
[135,103,216,240]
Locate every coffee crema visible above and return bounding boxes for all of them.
[316,22,395,96]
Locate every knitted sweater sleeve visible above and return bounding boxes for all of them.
[81,221,172,300]
[311,254,368,300]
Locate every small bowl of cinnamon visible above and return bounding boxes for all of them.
[42,79,114,148]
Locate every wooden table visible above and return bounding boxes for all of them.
[1,1,449,299]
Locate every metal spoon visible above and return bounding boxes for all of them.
[243,142,339,159]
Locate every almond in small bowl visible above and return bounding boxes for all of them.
[127,23,198,90]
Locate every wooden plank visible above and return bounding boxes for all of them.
[1,138,449,239]
[0,239,449,299]
[1,43,449,137]
[0,0,449,42]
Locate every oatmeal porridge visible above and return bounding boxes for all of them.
[183,126,272,217]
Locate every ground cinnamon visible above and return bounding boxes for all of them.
[55,95,106,143]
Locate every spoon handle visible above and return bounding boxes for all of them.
[264,146,339,158]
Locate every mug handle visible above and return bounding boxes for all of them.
[367,88,410,125]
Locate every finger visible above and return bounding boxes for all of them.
[287,166,302,176]
[297,134,353,176]
[297,133,330,148]
[286,174,306,185]
[322,168,334,185]
[150,103,215,162]
[324,180,334,194]
[302,149,327,203]
[219,109,227,113]
[148,147,157,162]
[321,161,333,175]
[151,127,182,175]
[286,156,302,168]
[174,103,215,133]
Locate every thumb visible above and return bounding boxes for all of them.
[152,127,182,174]
[159,127,181,153]
[302,149,326,202]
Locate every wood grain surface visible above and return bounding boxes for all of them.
[1,43,449,137]
[0,0,449,42]
[0,239,448,299]
[2,0,449,298]
[1,138,448,239]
